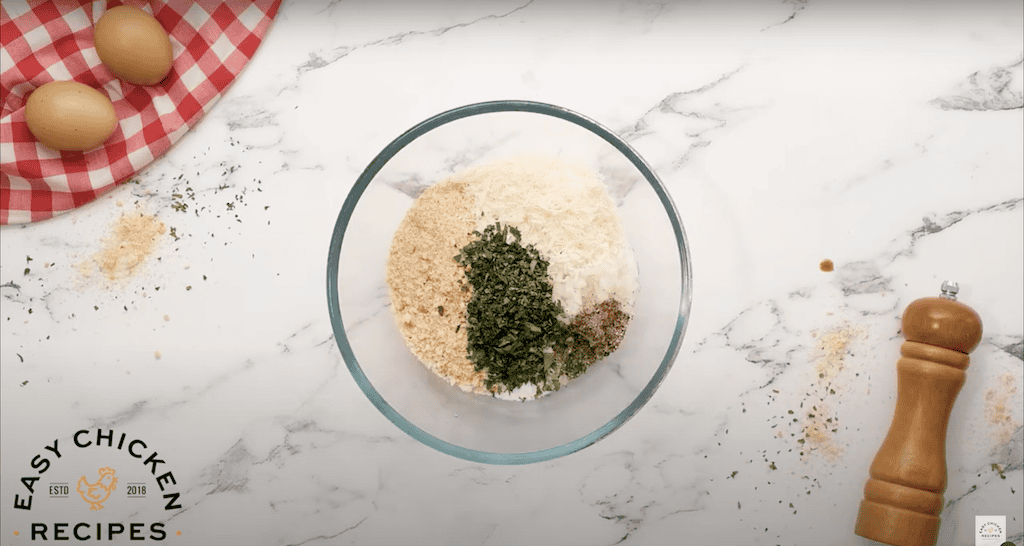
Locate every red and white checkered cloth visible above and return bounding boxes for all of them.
[0,0,281,224]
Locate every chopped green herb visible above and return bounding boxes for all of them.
[455,223,568,393]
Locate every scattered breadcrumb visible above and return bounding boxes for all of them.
[814,324,865,384]
[801,322,866,463]
[75,205,166,282]
[985,373,1021,451]
[819,259,834,272]
[154,351,162,359]
[163,315,170,321]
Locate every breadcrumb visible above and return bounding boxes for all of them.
[387,180,488,393]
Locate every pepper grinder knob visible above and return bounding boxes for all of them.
[939,280,959,300]
[903,282,982,354]
[854,281,983,546]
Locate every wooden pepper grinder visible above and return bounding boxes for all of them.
[855,281,983,546]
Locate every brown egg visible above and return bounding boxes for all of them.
[25,81,118,152]
[94,5,173,86]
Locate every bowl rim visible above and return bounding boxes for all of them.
[327,99,692,464]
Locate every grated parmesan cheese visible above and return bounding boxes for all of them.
[462,154,638,318]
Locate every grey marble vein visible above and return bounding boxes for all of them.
[836,260,892,297]
[290,516,368,546]
[1001,339,1024,361]
[931,56,1024,111]
[298,0,535,75]
[696,299,799,393]
[206,440,253,495]
[87,400,149,430]
[890,197,1023,261]
[761,0,809,32]
[620,65,748,176]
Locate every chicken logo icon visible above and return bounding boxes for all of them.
[76,467,118,510]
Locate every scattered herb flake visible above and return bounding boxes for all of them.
[992,463,1006,479]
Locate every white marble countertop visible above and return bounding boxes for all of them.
[2,1,1022,545]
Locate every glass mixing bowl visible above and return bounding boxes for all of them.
[327,100,691,464]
